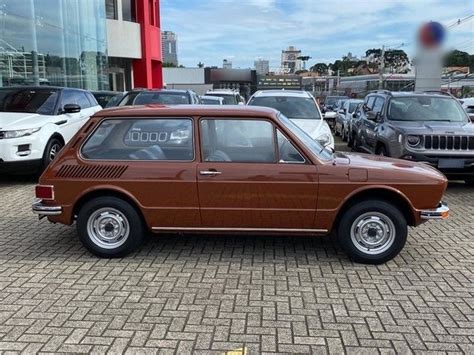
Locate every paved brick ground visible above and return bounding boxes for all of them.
[0,169,473,353]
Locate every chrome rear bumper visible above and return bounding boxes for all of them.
[32,199,62,216]
[420,202,449,220]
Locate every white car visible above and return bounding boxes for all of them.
[205,89,245,105]
[200,95,224,105]
[247,90,334,150]
[0,86,102,174]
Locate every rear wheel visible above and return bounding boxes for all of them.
[77,196,144,258]
[41,137,63,172]
[337,200,407,264]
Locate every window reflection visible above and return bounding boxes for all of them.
[0,0,109,90]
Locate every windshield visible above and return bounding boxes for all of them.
[388,96,467,122]
[132,92,191,105]
[0,88,59,115]
[249,96,321,119]
[201,98,221,105]
[278,113,332,160]
[206,93,237,105]
[325,96,348,106]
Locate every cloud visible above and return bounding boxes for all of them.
[160,0,474,68]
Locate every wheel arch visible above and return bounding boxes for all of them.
[72,187,148,229]
[49,132,65,145]
[333,186,417,229]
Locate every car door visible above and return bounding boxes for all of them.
[196,117,319,230]
[359,96,376,150]
[57,90,89,142]
[365,97,385,150]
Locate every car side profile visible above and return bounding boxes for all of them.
[335,99,363,141]
[0,86,102,174]
[33,105,449,264]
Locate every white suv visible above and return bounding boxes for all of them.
[247,90,334,150]
[0,86,102,174]
[205,89,245,105]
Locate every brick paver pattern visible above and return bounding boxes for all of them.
[0,176,472,354]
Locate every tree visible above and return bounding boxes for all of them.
[163,62,177,68]
[310,63,328,75]
[197,62,204,68]
[445,49,472,69]
[364,48,410,73]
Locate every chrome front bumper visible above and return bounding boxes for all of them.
[32,199,62,216]
[420,202,449,220]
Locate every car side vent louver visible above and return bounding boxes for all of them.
[55,165,128,179]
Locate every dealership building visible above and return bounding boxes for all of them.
[0,0,163,91]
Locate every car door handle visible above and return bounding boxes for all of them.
[200,170,222,176]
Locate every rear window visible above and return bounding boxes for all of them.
[133,92,190,105]
[82,118,194,161]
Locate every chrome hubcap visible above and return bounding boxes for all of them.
[350,212,395,255]
[86,208,129,249]
[49,143,61,161]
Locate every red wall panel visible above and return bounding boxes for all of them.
[133,0,163,88]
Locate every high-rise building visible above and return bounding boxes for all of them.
[161,31,178,66]
[0,0,164,91]
[223,59,232,69]
[281,46,302,74]
[254,59,269,75]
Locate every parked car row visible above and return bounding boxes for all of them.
[326,90,474,185]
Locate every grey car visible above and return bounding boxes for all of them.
[352,90,474,184]
[335,99,363,141]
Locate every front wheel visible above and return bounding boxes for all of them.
[337,200,407,264]
[77,196,145,258]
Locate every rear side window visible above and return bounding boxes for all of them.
[82,118,193,161]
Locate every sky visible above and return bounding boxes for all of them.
[160,0,474,70]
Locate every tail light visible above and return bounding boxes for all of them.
[35,185,55,200]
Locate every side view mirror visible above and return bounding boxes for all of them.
[339,109,346,114]
[63,104,81,113]
[366,110,378,121]
[323,112,337,120]
[238,101,244,106]
[469,114,474,123]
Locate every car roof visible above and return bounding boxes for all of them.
[206,91,237,95]
[201,95,223,100]
[0,86,81,92]
[98,105,279,118]
[370,91,456,99]
[251,90,311,98]
[137,89,191,94]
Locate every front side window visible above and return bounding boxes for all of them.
[76,92,92,109]
[388,97,467,122]
[372,97,384,114]
[277,130,304,163]
[200,119,276,163]
[82,118,193,161]
[248,96,321,119]
[0,88,59,115]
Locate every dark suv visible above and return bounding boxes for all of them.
[351,90,474,183]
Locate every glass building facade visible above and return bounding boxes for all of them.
[0,0,109,90]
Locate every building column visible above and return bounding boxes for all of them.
[133,0,163,88]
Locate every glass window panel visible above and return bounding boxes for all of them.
[82,119,194,161]
[277,130,304,163]
[200,119,276,163]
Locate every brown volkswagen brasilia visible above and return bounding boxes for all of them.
[32,105,449,264]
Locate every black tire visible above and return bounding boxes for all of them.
[337,200,407,264]
[41,137,64,171]
[376,145,388,157]
[76,196,145,258]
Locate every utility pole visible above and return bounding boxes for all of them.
[378,45,385,89]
